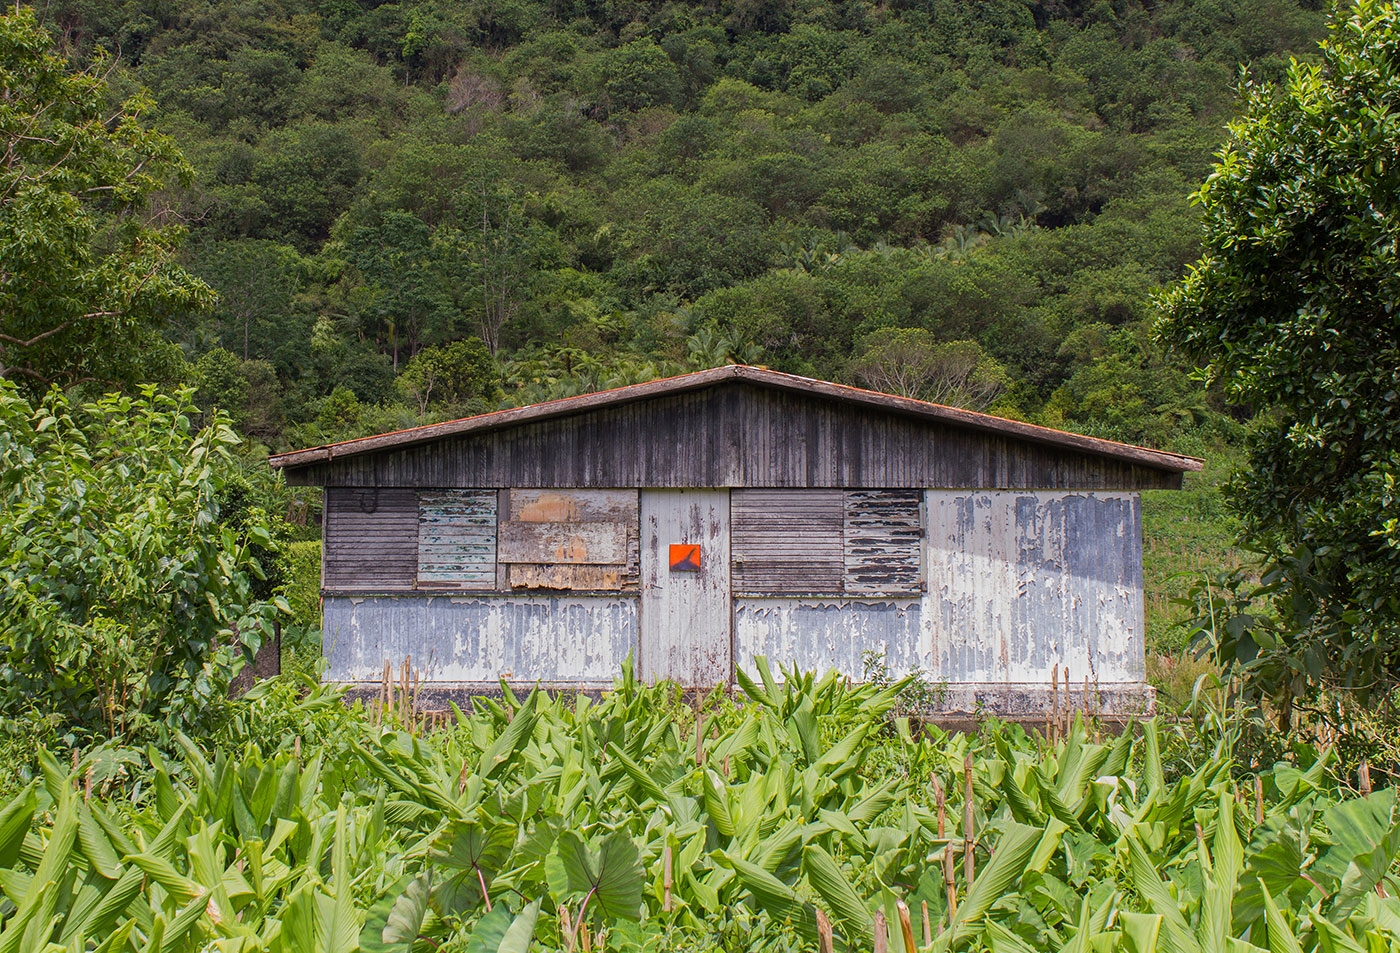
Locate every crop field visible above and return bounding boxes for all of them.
[2,663,1397,953]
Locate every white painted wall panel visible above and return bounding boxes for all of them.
[924,490,1144,685]
[322,595,637,684]
[734,598,923,682]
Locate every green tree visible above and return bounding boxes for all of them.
[193,346,247,428]
[397,337,497,416]
[850,329,1009,411]
[599,39,683,113]
[0,7,213,392]
[0,383,283,740]
[1156,0,1400,720]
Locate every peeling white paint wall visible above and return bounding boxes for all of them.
[323,488,1145,692]
[735,598,923,681]
[323,595,637,683]
[925,490,1143,685]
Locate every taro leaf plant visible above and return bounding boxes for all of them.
[5,666,1400,951]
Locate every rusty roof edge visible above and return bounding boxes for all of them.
[268,364,1204,474]
[729,365,1205,473]
[267,365,742,470]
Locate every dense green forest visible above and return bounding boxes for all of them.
[36,0,1324,454]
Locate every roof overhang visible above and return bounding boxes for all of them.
[268,365,1204,475]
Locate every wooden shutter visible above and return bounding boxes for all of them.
[732,489,844,594]
[732,489,924,596]
[417,490,497,590]
[844,490,924,595]
[323,488,417,591]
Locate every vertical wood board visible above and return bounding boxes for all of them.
[639,489,731,686]
[293,384,1184,490]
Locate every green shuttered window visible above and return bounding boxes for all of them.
[732,489,923,596]
[417,490,498,589]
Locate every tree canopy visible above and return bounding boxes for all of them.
[12,0,1325,448]
[1157,0,1400,718]
[0,7,211,392]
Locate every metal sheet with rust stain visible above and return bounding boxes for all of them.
[497,520,628,564]
[925,490,1143,686]
[322,594,637,683]
[507,564,625,590]
[508,488,639,523]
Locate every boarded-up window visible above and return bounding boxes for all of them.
[324,488,417,591]
[417,490,497,589]
[733,489,923,596]
[499,489,639,591]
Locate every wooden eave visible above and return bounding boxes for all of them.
[267,365,1204,476]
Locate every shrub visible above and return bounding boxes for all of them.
[0,383,284,742]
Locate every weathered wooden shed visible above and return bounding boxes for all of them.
[270,365,1202,715]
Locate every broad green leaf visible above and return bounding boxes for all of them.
[802,843,871,932]
[497,898,542,953]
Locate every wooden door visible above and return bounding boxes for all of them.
[639,489,731,686]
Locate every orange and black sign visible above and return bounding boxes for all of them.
[669,544,702,572]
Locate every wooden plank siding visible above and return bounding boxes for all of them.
[732,489,925,596]
[732,489,844,594]
[324,488,418,590]
[284,384,1184,491]
[844,490,923,595]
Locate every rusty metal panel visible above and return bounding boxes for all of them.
[734,598,924,682]
[502,489,639,591]
[639,489,731,686]
[324,488,417,591]
[925,490,1144,686]
[843,490,923,596]
[508,488,639,522]
[322,594,637,684]
[417,490,496,589]
[732,489,843,594]
[507,564,627,590]
[497,520,628,564]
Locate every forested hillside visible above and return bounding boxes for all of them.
[39,0,1322,453]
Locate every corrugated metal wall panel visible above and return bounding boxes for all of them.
[925,490,1143,685]
[417,490,497,589]
[732,489,844,594]
[734,598,923,682]
[324,488,417,590]
[844,490,923,595]
[322,595,637,683]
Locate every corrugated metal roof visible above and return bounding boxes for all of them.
[268,364,1204,474]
